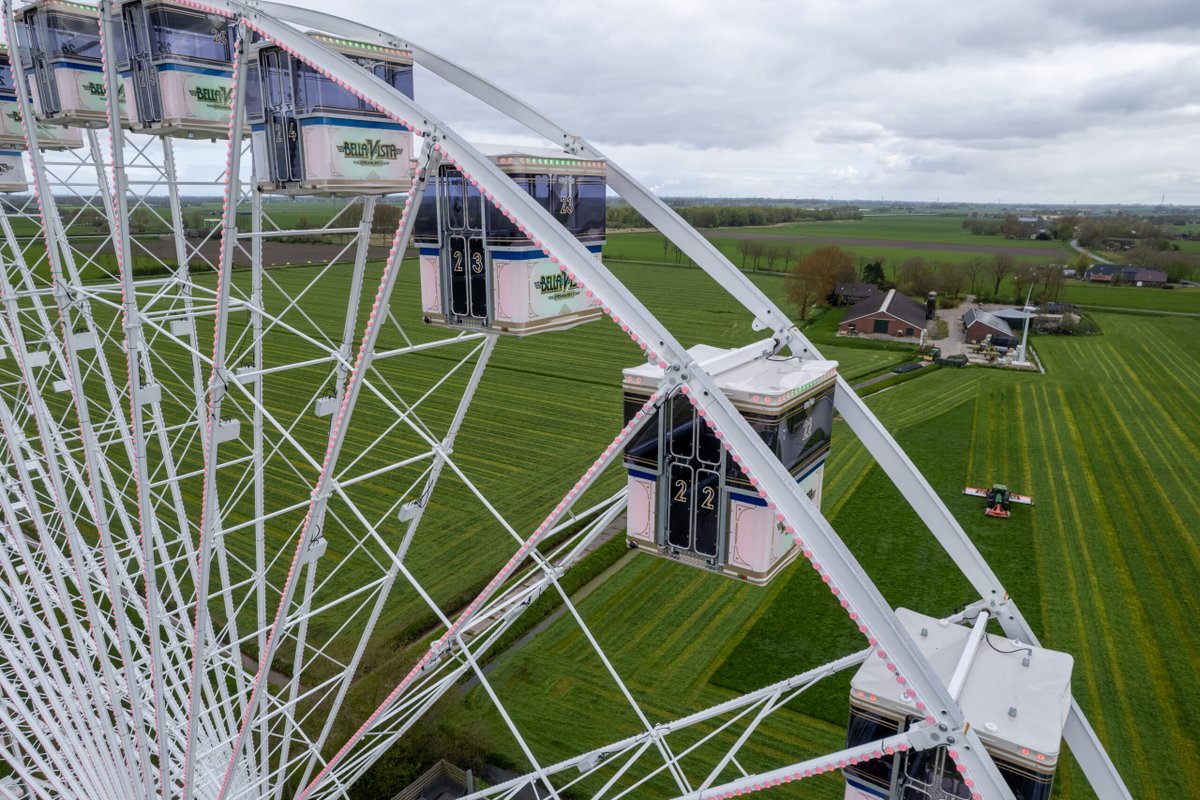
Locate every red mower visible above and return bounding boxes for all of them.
[962,483,1034,518]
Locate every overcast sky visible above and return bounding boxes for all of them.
[291,0,1200,205]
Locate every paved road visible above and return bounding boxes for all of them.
[934,295,973,356]
[1069,239,1113,264]
[851,362,931,391]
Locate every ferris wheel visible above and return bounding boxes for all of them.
[0,1,1134,799]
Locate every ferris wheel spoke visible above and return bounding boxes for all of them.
[210,138,437,800]
[0,492,130,797]
[296,392,660,800]
[0,400,143,799]
[0,61,162,795]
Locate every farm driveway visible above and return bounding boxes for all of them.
[936,295,971,356]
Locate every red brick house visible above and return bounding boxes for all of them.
[963,308,1017,346]
[838,289,927,337]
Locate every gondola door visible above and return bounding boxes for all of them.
[662,392,724,561]
[440,165,489,324]
[25,14,61,116]
[121,3,161,125]
[262,49,301,186]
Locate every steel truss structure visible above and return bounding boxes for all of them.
[0,1,1131,799]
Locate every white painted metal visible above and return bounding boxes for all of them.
[948,611,989,700]
[0,1,1130,799]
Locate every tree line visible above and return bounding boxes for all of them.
[606,203,861,230]
[783,246,1070,320]
[961,214,1078,241]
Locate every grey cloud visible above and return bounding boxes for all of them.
[1075,59,1200,117]
[1052,0,1200,35]
[279,0,1199,202]
[813,122,889,144]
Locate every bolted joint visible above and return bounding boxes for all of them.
[907,720,953,751]
[656,370,682,392]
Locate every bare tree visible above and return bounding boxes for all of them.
[988,252,1015,297]
[1044,266,1066,301]
[786,246,853,320]
[1013,263,1039,302]
[961,256,986,295]
[737,239,752,269]
[748,241,767,270]
[938,261,966,298]
[896,257,937,295]
[764,245,783,272]
[1000,214,1021,239]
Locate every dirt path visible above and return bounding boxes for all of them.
[240,650,295,690]
[458,548,637,693]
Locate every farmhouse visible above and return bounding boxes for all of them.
[834,281,877,306]
[1083,264,1120,283]
[1083,264,1168,286]
[1128,268,1168,287]
[838,289,926,337]
[963,308,1017,346]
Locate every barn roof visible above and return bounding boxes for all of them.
[963,308,1014,336]
[841,289,926,329]
[991,308,1033,324]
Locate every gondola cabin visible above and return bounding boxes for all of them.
[0,45,83,150]
[622,344,837,585]
[844,608,1072,800]
[15,0,127,127]
[414,148,605,335]
[111,0,237,138]
[245,34,414,194]
[0,148,26,192]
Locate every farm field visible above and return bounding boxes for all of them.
[464,311,1200,800]
[7,201,1194,797]
[603,214,1075,274]
[53,255,900,739]
[603,230,1071,272]
[0,215,917,756]
[181,198,367,229]
[1060,281,1200,313]
[717,213,1058,245]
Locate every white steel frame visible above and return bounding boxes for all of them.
[0,1,1131,799]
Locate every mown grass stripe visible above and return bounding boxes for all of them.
[1085,353,1200,583]
[1036,388,1128,767]
[1055,383,1200,795]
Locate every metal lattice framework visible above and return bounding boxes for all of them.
[0,1,1133,799]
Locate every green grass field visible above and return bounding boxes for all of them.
[463,312,1200,799]
[603,213,1075,276]
[102,256,907,736]
[718,213,1070,248]
[0,222,922,755]
[1061,282,1200,313]
[603,230,1071,272]
[4,206,1193,797]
